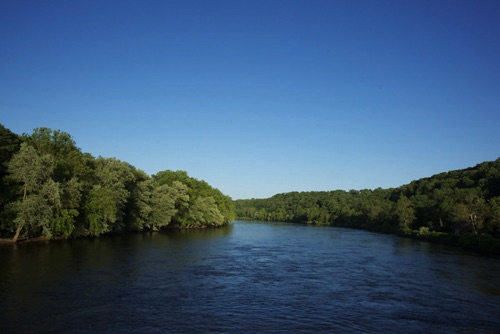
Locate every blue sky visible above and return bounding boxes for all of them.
[1,0,499,199]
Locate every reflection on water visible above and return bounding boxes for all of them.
[394,235,500,297]
[0,221,499,333]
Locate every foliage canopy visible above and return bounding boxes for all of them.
[234,159,500,253]
[0,125,234,241]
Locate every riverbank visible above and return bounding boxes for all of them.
[328,222,500,256]
[405,231,500,255]
[0,223,231,245]
[0,236,54,244]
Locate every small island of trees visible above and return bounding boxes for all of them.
[0,124,235,242]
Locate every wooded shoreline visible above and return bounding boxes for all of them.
[235,158,500,255]
[0,125,235,242]
[3,124,499,254]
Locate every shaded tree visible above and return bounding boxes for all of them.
[394,195,415,233]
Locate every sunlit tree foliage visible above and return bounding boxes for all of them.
[0,125,235,241]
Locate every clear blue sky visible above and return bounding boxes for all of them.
[1,0,499,199]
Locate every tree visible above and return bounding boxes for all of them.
[0,124,21,180]
[50,177,81,238]
[148,181,189,230]
[394,195,416,233]
[23,128,83,182]
[152,170,234,225]
[0,124,22,231]
[6,143,56,241]
[122,169,153,232]
[485,197,500,236]
[86,185,119,236]
[449,189,485,234]
[1,126,236,239]
[186,196,225,227]
[165,181,190,227]
[83,157,134,236]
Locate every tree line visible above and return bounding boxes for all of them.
[234,159,500,254]
[0,124,235,242]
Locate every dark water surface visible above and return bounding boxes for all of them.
[1,221,499,333]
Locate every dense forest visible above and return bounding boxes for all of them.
[235,159,500,254]
[0,124,235,242]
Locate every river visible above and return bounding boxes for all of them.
[0,220,499,333]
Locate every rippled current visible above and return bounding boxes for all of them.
[1,221,499,333]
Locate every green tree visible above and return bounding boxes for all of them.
[0,124,21,182]
[49,177,81,238]
[122,169,153,232]
[186,196,225,227]
[394,195,415,233]
[153,170,234,225]
[0,124,22,232]
[485,196,500,235]
[6,143,56,241]
[450,189,485,234]
[83,157,134,236]
[86,186,118,236]
[148,181,189,230]
[23,128,83,182]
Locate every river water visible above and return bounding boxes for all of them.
[0,220,499,333]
